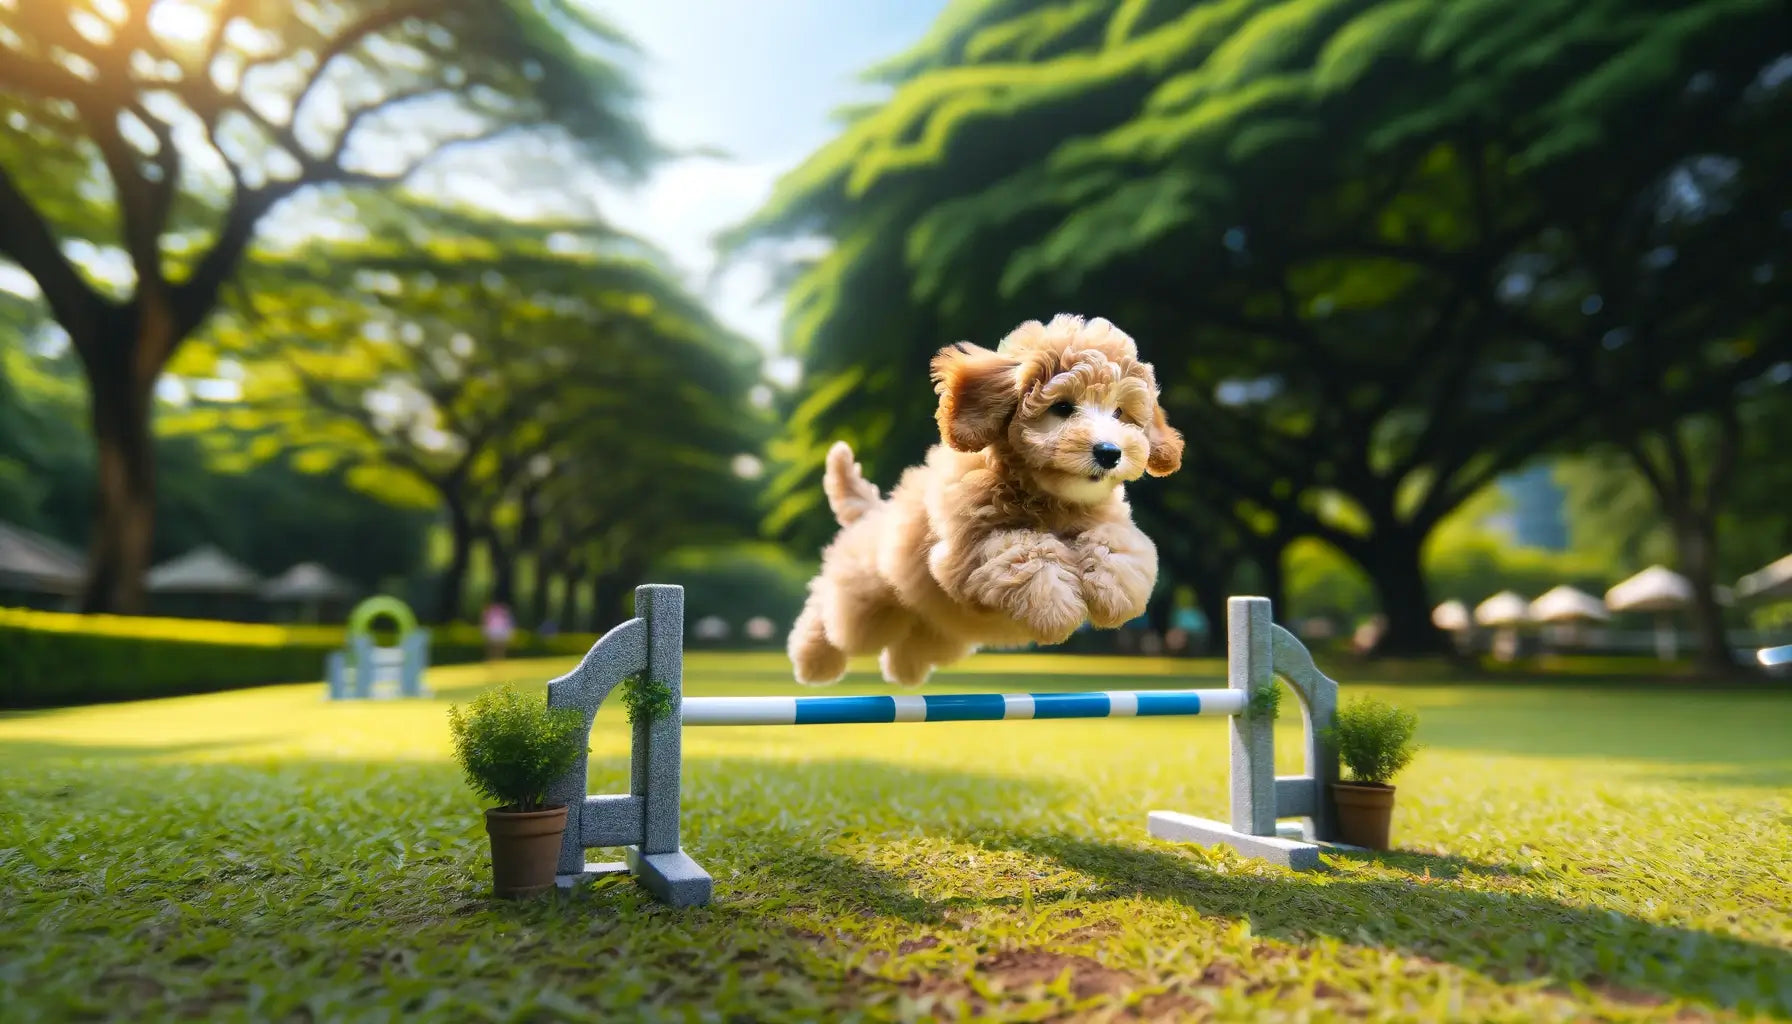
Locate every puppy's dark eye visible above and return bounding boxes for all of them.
[1048,401,1075,417]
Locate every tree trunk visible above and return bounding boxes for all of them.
[529,549,554,627]
[582,575,604,630]
[79,355,158,614]
[1622,420,1740,673]
[1672,512,1735,671]
[557,563,584,632]
[1146,581,1175,635]
[1192,584,1228,657]
[1248,541,1287,619]
[488,533,517,609]
[515,490,543,621]
[1164,548,1235,659]
[1359,528,1448,657]
[590,555,649,630]
[435,501,475,624]
[591,572,632,631]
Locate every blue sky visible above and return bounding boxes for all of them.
[590,0,948,363]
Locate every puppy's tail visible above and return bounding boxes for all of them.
[823,441,883,527]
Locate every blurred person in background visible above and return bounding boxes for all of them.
[482,602,515,662]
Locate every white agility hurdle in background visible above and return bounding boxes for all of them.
[545,585,1342,907]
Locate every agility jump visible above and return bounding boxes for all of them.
[325,596,431,700]
[544,585,1342,907]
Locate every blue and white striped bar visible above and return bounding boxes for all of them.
[680,688,1246,726]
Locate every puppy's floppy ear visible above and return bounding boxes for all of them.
[1146,401,1184,476]
[932,341,1021,452]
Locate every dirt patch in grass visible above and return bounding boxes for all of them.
[1051,921,1122,945]
[887,948,1360,1021]
[892,947,1139,1009]
[896,935,941,955]
[1118,991,1209,1021]
[1552,982,1714,1022]
[97,969,165,1003]
[982,950,1136,999]
[889,947,1284,1018]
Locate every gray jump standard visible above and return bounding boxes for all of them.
[545,584,1343,908]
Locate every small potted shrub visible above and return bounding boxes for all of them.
[448,683,588,898]
[1326,696,1420,851]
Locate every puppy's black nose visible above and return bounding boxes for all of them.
[1091,442,1122,469]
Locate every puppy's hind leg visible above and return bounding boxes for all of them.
[878,625,974,688]
[788,600,848,686]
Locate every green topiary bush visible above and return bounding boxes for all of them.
[447,684,588,811]
[1327,696,1421,787]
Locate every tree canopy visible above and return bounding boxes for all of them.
[162,200,769,622]
[0,0,659,612]
[729,0,1791,659]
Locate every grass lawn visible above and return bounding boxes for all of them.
[2,652,1789,1023]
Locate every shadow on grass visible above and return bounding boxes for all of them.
[945,830,1790,1015]
[651,758,1789,1015]
[5,743,1787,1019]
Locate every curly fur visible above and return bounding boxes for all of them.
[789,314,1184,687]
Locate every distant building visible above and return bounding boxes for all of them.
[1494,464,1569,551]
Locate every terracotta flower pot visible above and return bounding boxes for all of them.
[484,804,568,898]
[1330,782,1396,850]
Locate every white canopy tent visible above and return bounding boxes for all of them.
[1431,600,1471,632]
[1605,565,1694,613]
[1605,565,1693,660]
[1474,591,1531,662]
[0,519,85,603]
[1529,585,1610,624]
[260,562,357,602]
[145,545,264,620]
[1530,584,1610,652]
[146,545,261,594]
[260,562,358,623]
[1474,591,1532,627]
[1737,554,1792,604]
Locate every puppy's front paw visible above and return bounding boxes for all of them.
[1076,526,1157,628]
[1010,559,1088,643]
[1083,572,1150,629]
[961,534,1087,642]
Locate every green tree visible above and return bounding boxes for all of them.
[512,439,768,629]
[0,0,655,612]
[168,209,766,622]
[1131,475,1296,653]
[0,299,430,593]
[1557,386,1792,602]
[729,0,1790,659]
[0,293,84,532]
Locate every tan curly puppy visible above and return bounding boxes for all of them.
[788,313,1184,687]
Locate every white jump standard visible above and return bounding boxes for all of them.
[544,585,1345,908]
